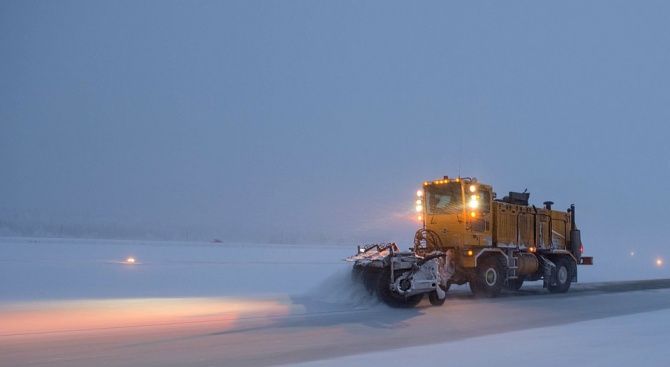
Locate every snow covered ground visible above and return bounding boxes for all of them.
[1,236,669,366]
[285,307,670,367]
[0,237,353,301]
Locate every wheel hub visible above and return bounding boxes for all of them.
[485,268,497,286]
[557,266,568,284]
[399,278,412,291]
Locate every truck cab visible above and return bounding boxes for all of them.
[419,177,494,248]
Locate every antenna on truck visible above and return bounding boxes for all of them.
[458,136,463,178]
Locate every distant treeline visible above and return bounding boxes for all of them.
[0,211,391,245]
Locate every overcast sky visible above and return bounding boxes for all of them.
[2,1,669,253]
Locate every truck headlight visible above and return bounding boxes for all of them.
[468,197,478,209]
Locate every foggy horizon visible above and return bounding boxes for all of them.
[3,2,670,256]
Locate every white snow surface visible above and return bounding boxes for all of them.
[284,308,670,367]
[2,236,669,366]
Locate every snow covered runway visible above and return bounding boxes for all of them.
[2,237,670,367]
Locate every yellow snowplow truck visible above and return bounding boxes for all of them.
[347,176,593,308]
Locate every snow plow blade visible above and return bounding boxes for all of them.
[345,243,449,308]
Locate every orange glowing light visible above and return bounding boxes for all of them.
[529,246,536,253]
[0,297,293,336]
[467,250,473,256]
[126,257,136,264]
[417,215,423,221]
[656,258,664,267]
[470,211,476,218]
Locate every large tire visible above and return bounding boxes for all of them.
[505,276,525,291]
[376,268,423,308]
[428,283,450,306]
[548,257,574,293]
[470,256,506,298]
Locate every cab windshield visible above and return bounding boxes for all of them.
[425,183,462,215]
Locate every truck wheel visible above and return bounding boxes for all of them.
[428,284,450,306]
[505,277,525,291]
[548,257,573,293]
[471,256,505,297]
[376,268,423,308]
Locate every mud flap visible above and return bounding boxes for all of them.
[437,250,455,290]
[540,256,556,288]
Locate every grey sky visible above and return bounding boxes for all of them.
[2,2,669,254]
